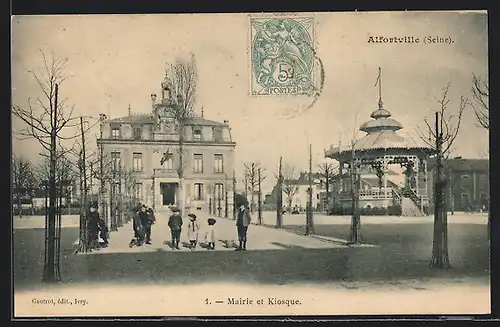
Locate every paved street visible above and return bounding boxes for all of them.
[13,211,490,316]
[90,210,347,254]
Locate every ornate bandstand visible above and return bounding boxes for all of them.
[325,68,434,216]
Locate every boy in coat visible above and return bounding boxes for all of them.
[88,203,101,250]
[129,205,145,247]
[167,206,183,250]
[145,207,156,244]
[235,203,251,251]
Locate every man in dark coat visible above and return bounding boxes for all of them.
[88,203,101,250]
[130,204,145,246]
[235,200,251,251]
[145,207,156,244]
[98,216,109,247]
[168,206,183,250]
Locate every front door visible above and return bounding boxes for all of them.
[161,183,177,206]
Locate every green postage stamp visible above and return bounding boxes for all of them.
[250,16,315,96]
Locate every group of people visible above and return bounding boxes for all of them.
[129,202,156,247]
[87,202,109,250]
[166,206,217,250]
[166,198,252,251]
[126,199,252,251]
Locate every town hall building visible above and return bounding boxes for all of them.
[96,74,236,213]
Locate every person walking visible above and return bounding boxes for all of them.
[139,205,150,244]
[187,214,199,250]
[168,206,183,250]
[145,207,156,244]
[98,215,109,247]
[129,204,145,247]
[235,201,251,251]
[88,202,101,250]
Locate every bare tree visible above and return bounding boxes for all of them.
[164,53,198,215]
[273,156,284,228]
[244,162,263,213]
[471,74,489,129]
[121,166,139,208]
[317,160,338,212]
[12,155,37,217]
[470,73,490,238]
[12,50,91,282]
[282,163,299,211]
[419,83,466,160]
[418,82,467,269]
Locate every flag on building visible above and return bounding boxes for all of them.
[160,149,172,165]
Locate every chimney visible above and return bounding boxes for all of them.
[151,93,157,105]
[128,104,131,116]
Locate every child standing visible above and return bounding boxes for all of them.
[187,214,199,250]
[205,218,216,250]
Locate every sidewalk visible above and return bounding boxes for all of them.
[81,210,348,254]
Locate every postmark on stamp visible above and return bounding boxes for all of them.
[250,17,315,96]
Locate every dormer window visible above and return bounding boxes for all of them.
[133,126,142,140]
[193,129,202,141]
[213,127,223,142]
[111,128,120,139]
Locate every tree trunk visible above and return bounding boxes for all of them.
[43,84,58,282]
[258,172,262,225]
[325,179,329,213]
[430,114,451,269]
[18,191,22,218]
[276,157,283,228]
[178,124,185,215]
[349,165,362,244]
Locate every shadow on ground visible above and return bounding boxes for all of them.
[13,223,490,292]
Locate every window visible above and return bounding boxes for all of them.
[461,192,470,208]
[193,129,202,141]
[111,128,120,139]
[214,183,224,200]
[133,153,143,172]
[112,182,121,194]
[193,154,203,173]
[214,154,224,173]
[111,152,121,171]
[162,152,174,171]
[194,183,204,200]
[133,127,142,140]
[213,127,223,142]
[135,183,143,200]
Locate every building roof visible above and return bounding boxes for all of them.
[361,177,398,188]
[326,69,433,160]
[185,117,227,126]
[326,130,432,156]
[108,114,154,124]
[325,100,432,159]
[106,114,227,127]
[428,158,489,172]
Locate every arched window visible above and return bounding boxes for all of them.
[193,129,202,141]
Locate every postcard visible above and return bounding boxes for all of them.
[11,11,489,317]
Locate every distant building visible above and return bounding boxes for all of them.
[427,157,489,212]
[265,172,322,212]
[96,74,236,212]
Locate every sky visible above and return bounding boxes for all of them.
[11,11,489,192]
